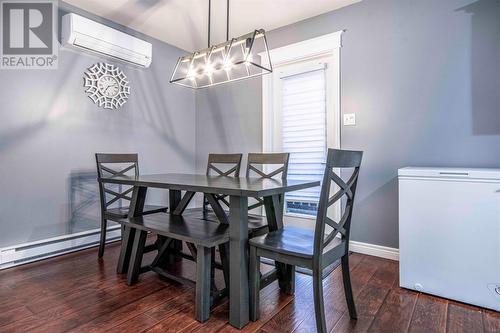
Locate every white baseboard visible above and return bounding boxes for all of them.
[0,226,399,270]
[0,226,121,270]
[349,240,399,261]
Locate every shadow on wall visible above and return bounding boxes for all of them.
[0,120,48,154]
[67,170,100,234]
[352,177,399,248]
[458,0,500,135]
[134,66,195,164]
[0,9,87,154]
[205,88,230,151]
[102,0,203,51]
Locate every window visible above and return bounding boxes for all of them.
[261,31,342,220]
[279,64,327,215]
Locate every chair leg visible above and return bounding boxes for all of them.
[98,217,107,258]
[249,246,260,321]
[195,245,211,323]
[127,229,147,286]
[313,268,327,333]
[341,254,357,319]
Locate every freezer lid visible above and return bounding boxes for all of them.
[398,167,500,180]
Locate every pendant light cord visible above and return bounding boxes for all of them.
[208,0,211,48]
[226,0,229,41]
[207,0,230,47]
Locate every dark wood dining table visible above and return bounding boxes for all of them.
[99,173,319,329]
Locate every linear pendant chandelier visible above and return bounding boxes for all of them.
[170,0,273,89]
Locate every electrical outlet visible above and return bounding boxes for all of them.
[343,113,356,126]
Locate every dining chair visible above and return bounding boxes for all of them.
[202,153,242,295]
[203,153,243,215]
[246,152,290,236]
[95,153,168,258]
[249,149,363,333]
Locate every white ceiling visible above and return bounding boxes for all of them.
[65,0,361,51]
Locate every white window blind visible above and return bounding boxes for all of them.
[280,68,327,215]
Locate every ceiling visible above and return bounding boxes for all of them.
[65,0,361,51]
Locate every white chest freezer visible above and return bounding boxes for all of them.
[399,167,500,311]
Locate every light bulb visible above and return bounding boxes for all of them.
[204,62,214,76]
[187,67,196,78]
[223,59,233,71]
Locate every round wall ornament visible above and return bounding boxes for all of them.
[83,63,130,109]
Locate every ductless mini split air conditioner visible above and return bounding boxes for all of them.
[62,13,152,68]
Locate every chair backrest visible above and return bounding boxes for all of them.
[206,153,243,177]
[245,153,290,179]
[95,153,139,212]
[204,153,243,212]
[245,153,290,212]
[314,149,363,263]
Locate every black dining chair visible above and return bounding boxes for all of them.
[95,153,168,258]
[248,149,363,333]
[202,153,243,216]
[201,153,242,295]
[246,152,290,236]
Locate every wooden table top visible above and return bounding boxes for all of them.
[99,173,319,197]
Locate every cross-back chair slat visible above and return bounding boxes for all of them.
[204,154,243,212]
[95,153,168,258]
[246,153,290,211]
[207,153,242,177]
[104,187,134,207]
[96,153,139,208]
[246,153,290,179]
[314,149,362,257]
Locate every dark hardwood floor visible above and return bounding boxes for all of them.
[0,242,498,333]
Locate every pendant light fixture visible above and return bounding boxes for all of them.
[170,0,273,89]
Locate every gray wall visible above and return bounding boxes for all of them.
[195,0,500,248]
[1,0,498,250]
[0,3,196,247]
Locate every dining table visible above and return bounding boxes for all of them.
[99,173,319,329]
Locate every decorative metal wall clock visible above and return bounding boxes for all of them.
[83,63,130,109]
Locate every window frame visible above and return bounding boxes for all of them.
[260,31,343,222]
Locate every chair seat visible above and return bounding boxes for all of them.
[104,205,168,218]
[249,226,316,259]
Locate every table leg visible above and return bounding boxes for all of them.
[169,189,182,212]
[229,195,249,329]
[117,226,135,274]
[264,194,295,295]
[130,186,147,217]
[117,186,147,274]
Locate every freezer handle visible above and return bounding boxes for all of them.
[439,172,469,176]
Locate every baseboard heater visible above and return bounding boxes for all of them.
[0,226,121,270]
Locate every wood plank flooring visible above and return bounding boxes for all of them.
[0,242,497,333]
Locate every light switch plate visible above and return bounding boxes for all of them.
[343,113,356,126]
